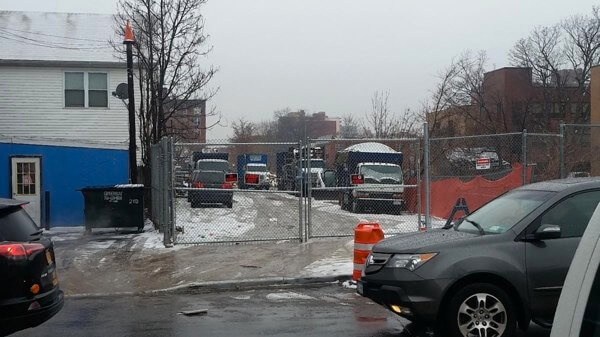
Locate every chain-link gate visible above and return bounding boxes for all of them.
[306,137,424,237]
[171,141,304,244]
[149,123,600,246]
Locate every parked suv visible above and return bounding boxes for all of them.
[0,199,64,335]
[359,178,600,337]
[189,170,235,208]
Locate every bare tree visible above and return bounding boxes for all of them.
[113,0,218,180]
[230,118,256,143]
[339,114,361,139]
[563,7,600,122]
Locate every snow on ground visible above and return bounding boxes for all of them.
[311,199,446,234]
[342,280,357,289]
[266,292,316,301]
[175,194,257,243]
[301,239,354,277]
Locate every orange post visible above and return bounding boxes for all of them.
[353,222,384,281]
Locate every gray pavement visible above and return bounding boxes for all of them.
[13,284,551,337]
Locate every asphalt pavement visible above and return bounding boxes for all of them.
[13,284,551,337]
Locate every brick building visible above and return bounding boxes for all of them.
[277,111,340,141]
[165,99,206,143]
[431,67,590,136]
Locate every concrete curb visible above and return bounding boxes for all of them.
[64,274,353,299]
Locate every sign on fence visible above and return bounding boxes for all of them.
[476,158,491,170]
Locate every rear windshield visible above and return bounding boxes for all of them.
[193,171,225,184]
[0,206,40,242]
[196,161,230,172]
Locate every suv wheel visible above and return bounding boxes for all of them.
[446,283,516,337]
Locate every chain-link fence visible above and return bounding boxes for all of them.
[172,140,303,244]
[148,123,600,246]
[428,132,524,226]
[526,132,561,183]
[562,124,600,179]
[150,137,174,246]
[306,138,423,238]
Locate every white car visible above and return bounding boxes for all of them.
[551,203,600,336]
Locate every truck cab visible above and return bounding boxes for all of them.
[336,143,404,214]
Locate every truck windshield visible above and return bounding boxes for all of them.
[196,161,230,172]
[302,160,324,168]
[360,165,402,184]
[455,190,553,234]
[246,165,267,172]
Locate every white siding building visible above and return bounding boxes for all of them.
[0,11,138,227]
[0,11,134,146]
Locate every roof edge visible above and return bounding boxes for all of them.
[0,136,128,150]
[0,59,127,68]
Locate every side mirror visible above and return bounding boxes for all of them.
[532,224,562,240]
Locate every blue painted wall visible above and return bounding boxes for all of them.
[0,142,129,226]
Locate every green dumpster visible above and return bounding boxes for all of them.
[80,185,144,233]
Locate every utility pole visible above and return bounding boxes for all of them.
[124,20,138,183]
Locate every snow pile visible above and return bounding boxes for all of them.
[266,292,315,301]
[342,280,357,289]
[343,142,398,153]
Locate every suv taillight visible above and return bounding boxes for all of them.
[0,243,45,260]
[192,182,204,188]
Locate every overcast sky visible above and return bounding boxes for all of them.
[0,0,598,139]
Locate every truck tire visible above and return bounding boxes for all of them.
[225,200,233,208]
[444,283,516,337]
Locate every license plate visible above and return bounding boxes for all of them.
[357,282,364,295]
[46,250,53,265]
[393,200,402,205]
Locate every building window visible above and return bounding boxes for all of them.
[88,73,108,107]
[16,162,36,195]
[64,72,85,107]
[64,72,108,108]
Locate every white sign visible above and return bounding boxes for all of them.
[476,158,491,170]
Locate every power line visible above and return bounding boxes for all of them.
[0,34,111,50]
[0,26,107,43]
[0,28,108,48]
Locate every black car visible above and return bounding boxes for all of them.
[359,178,600,337]
[189,170,235,208]
[0,199,64,336]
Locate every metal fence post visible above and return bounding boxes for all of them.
[298,140,304,243]
[167,137,175,245]
[161,138,172,247]
[307,138,312,240]
[522,129,527,185]
[559,123,565,179]
[416,140,422,228]
[423,123,431,230]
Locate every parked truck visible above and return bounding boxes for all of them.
[237,154,271,189]
[336,142,404,214]
[276,147,326,191]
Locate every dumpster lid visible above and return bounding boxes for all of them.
[80,184,145,191]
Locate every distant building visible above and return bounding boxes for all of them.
[430,67,590,136]
[165,99,207,143]
[277,111,340,140]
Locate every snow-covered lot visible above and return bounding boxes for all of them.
[174,191,444,243]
